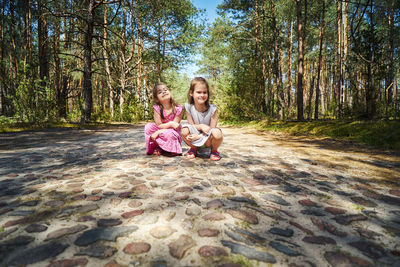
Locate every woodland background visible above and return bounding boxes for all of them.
[0,0,399,126]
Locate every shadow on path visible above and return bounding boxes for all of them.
[0,124,399,266]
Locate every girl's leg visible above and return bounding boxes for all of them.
[210,129,223,151]
[145,123,161,155]
[209,129,223,161]
[181,127,197,159]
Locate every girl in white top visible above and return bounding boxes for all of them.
[181,77,223,161]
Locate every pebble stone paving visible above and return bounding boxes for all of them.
[1,123,400,267]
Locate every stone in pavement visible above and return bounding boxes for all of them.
[128,199,142,208]
[269,227,294,237]
[77,204,99,213]
[5,242,68,266]
[0,227,18,240]
[46,225,88,241]
[206,199,224,209]
[203,212,226,221]
[150,226,176,239]
[25,223,48,233]
[381,195,400,206]
[123,242,151,254]
[333,214,368,225]
[218,264,242,267]
[198,228,220,237]
[351,196,377,207]
[269,241,301,257]
[74,226,138,246]
[289,220,314,235]
[225,224,266,244]
[0,235,34,253]
[97,219,122,227]
[45,200,65,207]
[262,194,291,206]
[216,185,235,195]
[186,206,201,216]
[390,189,400,197]
[176,186,192,192]
[168,234,195,259]
[349,240,386,259]
[221,240,276,263]
[226,208,258,224]
[324,251,373,267]
[311,217,347,237]
[302,236,336,245]
[198,246,228,257]
[324,206,347,215]
[75,244,117,259]
[301,208,326,216]
[121,209,143,219]
[78,215,96,222]
[298,199,319,207]
[228,196,257,205]
[48,258,88,267]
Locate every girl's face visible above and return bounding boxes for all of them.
[156,85,171,103]
[190,83,208,105]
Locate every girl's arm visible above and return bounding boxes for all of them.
[209,110,218,128]
[187,112,210,133]
[154,110,178,129]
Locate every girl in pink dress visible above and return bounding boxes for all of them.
[145,82,183,156]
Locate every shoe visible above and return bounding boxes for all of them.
[153,148,162,156]
[210,150,221,161]
[186,147,197,159]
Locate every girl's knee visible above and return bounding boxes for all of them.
[145,123,155,132]
[212,129,223,139]
[181,127,189,136]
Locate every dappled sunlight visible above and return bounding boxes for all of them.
[0,125,400,266]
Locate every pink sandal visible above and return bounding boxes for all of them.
[210,150,221,161]
[186,147,197,159]
[153,148,162,156]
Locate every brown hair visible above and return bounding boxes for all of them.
[188,77,210,109]
[152,82,177,119]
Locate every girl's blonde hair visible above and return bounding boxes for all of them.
[152,82,177,119]
[188,77,210,109]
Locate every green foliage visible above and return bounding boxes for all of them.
[13,63,57,124]
[67,100,82,123]
[164,69,191,105]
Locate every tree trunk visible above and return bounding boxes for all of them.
[386,0,394,118]
[269,0,283,119]
[102,5,114,118]
[286,20,293,119]
[315,0,325,119]
[81,0,95,123]
[308,64,315,120]
[37,0,49,88]
[366,5,376,119]
[296,0,304,121]
[53,17,65,118]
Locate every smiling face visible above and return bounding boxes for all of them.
[190,83,208,105]
[154,84,171,104]
[188,78,210,108]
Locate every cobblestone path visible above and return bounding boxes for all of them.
[1,124,400,267]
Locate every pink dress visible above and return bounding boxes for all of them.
[145,105,183,155]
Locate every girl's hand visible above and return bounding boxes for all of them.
[200,124,211,134]
[187,134,202,142]
[170,121,180,130]
[151,129,165,141]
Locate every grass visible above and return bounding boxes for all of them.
[0,121,130,133]
[222,119,400,151]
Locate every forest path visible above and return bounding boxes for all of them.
[0,124,400,267]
